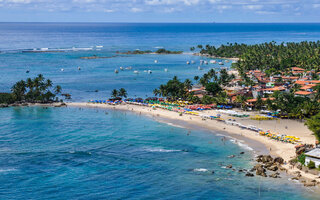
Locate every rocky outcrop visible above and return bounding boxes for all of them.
[269,172,280,178]
[245,172,254,177]
[274,157,284,164]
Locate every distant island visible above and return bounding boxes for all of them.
[117,48,183,55]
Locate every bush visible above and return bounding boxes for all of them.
[307,161,316,169]
[0,93,14,104]
[298,153,306,165]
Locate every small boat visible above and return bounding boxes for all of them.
[26,70,30,73]
[186,61,190,65]
[144,70,147,73]
[134,70,139,74]
[198,66,203,70]
[120,67,124,71]
[148,70,152,74]
[200,60,204,65]
[204,61,208,65]
[210,60,216,64]
[191,60,195,64]
[115,69,119,73]
[164,68,168,72]
[61,68,64,72]
[225,60,230,63]
[219,62,224,65]
[78,67,81,70]
[154,60,158,63]
[126,66,132,70]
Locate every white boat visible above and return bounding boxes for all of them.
[144,70,147,73]
[114,69,119,73]
[120,67,124,71]
[204,61,208,65]
[186,61,190,65]
[219,62,224,65]
[198,66,203,70]
[126,66,132,70]
[96,45,103,48]
[78,67,81,70]
[164,68,168,72]
[191,60,195,64]
[154,60,158,63]
[134,70,139,74]
[148,70,152,74]
[210,60,217,64]
[61,68,64,72]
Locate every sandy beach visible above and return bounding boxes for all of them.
[67,102,320,186]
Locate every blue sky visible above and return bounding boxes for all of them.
[0,0,320,22]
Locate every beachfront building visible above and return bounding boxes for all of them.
[305,148,320,168]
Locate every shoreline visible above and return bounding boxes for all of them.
[192,53,240,61]
[66,102,320,189]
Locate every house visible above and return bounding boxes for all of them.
[291,67,305,75]
[263,86,286,94]
[305,148,320,168]
[294,91,315,98]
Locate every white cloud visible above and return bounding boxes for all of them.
[131,7,143,12]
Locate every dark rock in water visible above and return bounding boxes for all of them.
[95,90,99,92]
[269,173,280,178]
[304,181,316,187]
[26,70,30,73]
[238,169,244,173]
[255,164,266,177]
[268,165,278,171]
[240,152,245,154]
[211,170,215,174]
[274,157,284,164]
[245,172,254,177]
[226,164,233,169]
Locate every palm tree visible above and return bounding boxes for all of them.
[184,79,192,91]
[11,80,26,101]
[111,89,118,98]
[118,88,127,98]
[54,85,62,94]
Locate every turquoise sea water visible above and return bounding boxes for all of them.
[0,107,317,199]
[1,23,320,199]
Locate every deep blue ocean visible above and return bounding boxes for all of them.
[1,23,320,199]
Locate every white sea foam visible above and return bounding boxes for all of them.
[0,168,17,173]
[154,46,163,49]
[229,139,253,151]
[193,168,208,172]
[165,122,184,129]
[144,147,181,153]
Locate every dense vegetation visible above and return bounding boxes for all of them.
[118,48,183,55]
[0,74,62,104]
[306,112,320,142]
[153,69,234,105]
[195,41,320,74]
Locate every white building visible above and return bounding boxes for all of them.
[305,148,320,168]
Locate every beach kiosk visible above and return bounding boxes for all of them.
[305,148,320,168]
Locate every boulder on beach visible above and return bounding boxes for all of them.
[274,157,284,164]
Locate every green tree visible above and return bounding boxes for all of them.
[111,89,118,98]
[205,82,222,96]
[306,112,320,142]
[118,88,128,98]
